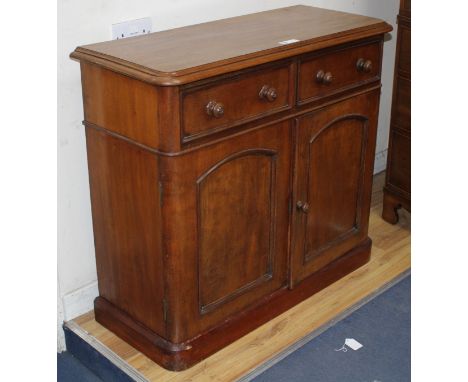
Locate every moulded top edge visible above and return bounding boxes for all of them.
[70,5,392,86]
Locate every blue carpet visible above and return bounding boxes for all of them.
[252,275,411,382]
[58,352,103,382]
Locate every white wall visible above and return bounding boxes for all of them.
[58,0,399,351]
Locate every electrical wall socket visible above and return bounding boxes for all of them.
[112,17,152,40]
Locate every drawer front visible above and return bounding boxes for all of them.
[298,41,381,104]
[181,63,292,142]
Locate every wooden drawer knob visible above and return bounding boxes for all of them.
[296,201,309,213]
[259,85,278,102]
[316,70,333,85]
[356,58,373,73]
[206,100,225,118]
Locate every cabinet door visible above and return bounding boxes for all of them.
[291,91,379,286]
[162,122,291,341]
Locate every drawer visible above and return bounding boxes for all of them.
[181,63,293,142]
[298,41,381,104]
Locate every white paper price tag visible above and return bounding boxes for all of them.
[335,338,363,352]
[344,338,363,351]
[278,39,300,45]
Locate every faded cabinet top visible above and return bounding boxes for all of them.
[70,5,391,85]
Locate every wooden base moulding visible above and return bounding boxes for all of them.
[94,238,371,371]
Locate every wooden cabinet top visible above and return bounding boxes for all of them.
[71,5,391,86]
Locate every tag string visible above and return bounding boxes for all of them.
[334,343,348,352]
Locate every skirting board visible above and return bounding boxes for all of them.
[59,281,99,352]
[62,281,99,320]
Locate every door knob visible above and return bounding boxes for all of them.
[316,70,333,85]
[259,85,278,102]
[206,100,225,118]
[356,58,373,73]
[296,201,309,213]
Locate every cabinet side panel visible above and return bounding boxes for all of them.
[81,62,160,148]
[85,128,166,336]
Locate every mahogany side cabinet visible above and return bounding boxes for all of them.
[71,5,392,370]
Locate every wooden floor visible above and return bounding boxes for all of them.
[68,172,411,381]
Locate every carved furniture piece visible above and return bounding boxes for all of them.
[71,5,391,370]
[382,0,411,223]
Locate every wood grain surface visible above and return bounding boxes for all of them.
[70,5,391,85]
[298,39,382,103]
[70,172,411,381]
[290,91,379,286]
[382,0,411,223]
